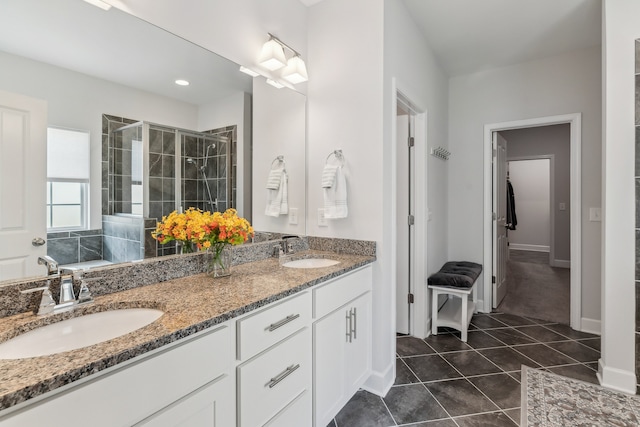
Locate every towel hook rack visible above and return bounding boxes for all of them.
[270,155,286,170]
[326,149,345,166]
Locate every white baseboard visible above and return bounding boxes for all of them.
[551,259,571,268]
[362,362,394,397]
[509,244,550,252]
[580,317,601,335]
[597,359,637,394]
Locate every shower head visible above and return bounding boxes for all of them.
[186,158,197,165]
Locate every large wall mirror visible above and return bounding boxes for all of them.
[0,0,306,284]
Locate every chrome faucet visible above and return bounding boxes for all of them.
[37,256,59,276]
[282,235,299,255]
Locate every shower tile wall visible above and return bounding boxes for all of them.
[635,38,640,394]
[46,229,103,265]
[148,125,176,223]
[102,114,138,216]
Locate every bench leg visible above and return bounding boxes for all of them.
[461,295,468,342]
[431,289,439,336]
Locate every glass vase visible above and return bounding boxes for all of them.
[207,243,232,278]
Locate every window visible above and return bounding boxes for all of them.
[47,127,90,230]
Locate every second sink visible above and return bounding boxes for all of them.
[282,258,340,269]
[0,308,163,359]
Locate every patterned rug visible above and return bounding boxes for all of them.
[521,365,640,426]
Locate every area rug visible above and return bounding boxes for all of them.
[521,365,640,426]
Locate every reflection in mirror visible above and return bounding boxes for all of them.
[0,0,303,285]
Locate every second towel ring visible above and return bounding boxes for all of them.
[326,149,345,167]
[271,155,286,170]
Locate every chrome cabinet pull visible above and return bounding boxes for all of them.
[267,364,300,389]
[267,313,300,332]
[351,307,357,339]
[346,309,352,343]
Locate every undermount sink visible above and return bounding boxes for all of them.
[0,308,163,359]
[282,258,340,269]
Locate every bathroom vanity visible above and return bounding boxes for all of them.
[0,250,374,427]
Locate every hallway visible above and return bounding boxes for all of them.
[328,312,599,427]
[497,249,570,324]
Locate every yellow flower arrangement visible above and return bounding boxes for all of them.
[152,208,254,252]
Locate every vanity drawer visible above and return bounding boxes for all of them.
[313,266,372,319]
[236,291,311,360]
[263,390,311,427]
[237,327,311,427]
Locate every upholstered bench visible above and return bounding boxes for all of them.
[427,261,483,342]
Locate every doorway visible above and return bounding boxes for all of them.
[483,114,582,330]
[393,84,428,338]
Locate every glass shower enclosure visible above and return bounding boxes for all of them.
[105,120,236,259]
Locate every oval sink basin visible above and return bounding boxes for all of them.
[282,258,340,269]
[0,308,163,359]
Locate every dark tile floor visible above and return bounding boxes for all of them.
[327,312,601,427]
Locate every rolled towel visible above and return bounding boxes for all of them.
[321,164,338,188]
[266,168,283,190]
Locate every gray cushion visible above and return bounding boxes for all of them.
[428,261,483,289]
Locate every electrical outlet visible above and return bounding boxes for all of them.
[559,203,566,211]
[589,207,601,222]
[318,208,328,227]
[288,208,298,225]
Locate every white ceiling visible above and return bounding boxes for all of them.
[0,0,252,106]
[402,0,602,77]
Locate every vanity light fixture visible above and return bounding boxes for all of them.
[82,0,112,10]
[258,33,308,83]
[175,79,190,86]
[266,79,285,89]
[239,66,260,77]
[258,36,287,71]
[281,54,308,84]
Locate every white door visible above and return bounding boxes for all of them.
[396,99,415,334]
[0,90,48,281]
[493,132,508,307]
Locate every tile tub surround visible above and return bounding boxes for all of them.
[46,229,103,266]
[0,245,374,410]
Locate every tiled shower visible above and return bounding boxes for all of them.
[97,114,237,260]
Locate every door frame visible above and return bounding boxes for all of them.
[483,113,582,330]
[507,155,556,262]
[392,79,428,338]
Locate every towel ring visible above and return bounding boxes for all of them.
[270,155,286,170]
[326,150,345,167]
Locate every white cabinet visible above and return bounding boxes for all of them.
[312,266,372,427]
[135,373,234,427]
[0,324,235,427]
[236,292,312,427]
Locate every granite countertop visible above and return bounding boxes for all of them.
[0,250,374,411]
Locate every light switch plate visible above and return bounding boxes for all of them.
[318,208,328,227]
[288,208,298,225]
[589,207,601,222]
[559,203,566,211]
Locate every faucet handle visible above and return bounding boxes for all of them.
[20,282,56,316]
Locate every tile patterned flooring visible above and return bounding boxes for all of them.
[327,312,601,427]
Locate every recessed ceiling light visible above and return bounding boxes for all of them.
[82,0,112,10]
[175,79,190,86]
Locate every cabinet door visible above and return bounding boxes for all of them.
[345,292,372,393]
[136,374,235,427]
[313,306,350,427]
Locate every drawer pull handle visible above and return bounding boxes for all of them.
[267,364,300,388]
[267,314,300,332]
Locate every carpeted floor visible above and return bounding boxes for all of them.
[522,365,640,426]
[498,250,570,325]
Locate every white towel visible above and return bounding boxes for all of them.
[266,168,282,190]
[323,166,347,219]
[321,164,338,188]
[265,169,288,217]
